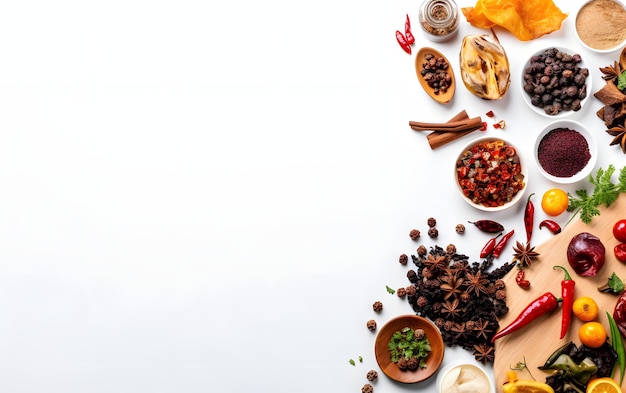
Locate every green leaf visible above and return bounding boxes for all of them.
[609,273,625,293]
[618,70,626,91]
[349,359,356,366]
[386,285,396,295]
[358,356,363,363]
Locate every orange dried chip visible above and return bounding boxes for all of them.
[462,0,567,41]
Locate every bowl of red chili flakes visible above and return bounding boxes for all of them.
[455,137,527,212]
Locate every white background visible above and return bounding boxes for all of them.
[1,0,625,392]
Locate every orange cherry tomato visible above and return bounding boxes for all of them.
[573,296,599,321]
[578,321,607,348]
[541,188,569,216]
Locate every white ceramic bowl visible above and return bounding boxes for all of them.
[520,47,591,118]
[436,361,494,393]
[575,0,626,53]
[534,119,598,184]
[454,137,527,212]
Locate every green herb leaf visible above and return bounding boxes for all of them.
[567,165,626,225]
[609,273,625,293]
[618,70,626,91]
[349,359,356,366]
[358,356,363,363]
[386,285,396,295]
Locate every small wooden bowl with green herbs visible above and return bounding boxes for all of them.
[374,315,444,383]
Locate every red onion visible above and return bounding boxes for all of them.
[567,232,605,276]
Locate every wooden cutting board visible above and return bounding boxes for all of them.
[493,193,626,391]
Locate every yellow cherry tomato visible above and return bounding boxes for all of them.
[586,377,621,393]
[541,188,569,216]
[573,296,599,322]
[579,321,607,348]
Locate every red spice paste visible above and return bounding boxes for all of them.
[537,128,590,177]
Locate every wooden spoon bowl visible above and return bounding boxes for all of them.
[415,47,455,104]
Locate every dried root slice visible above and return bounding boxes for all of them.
[459,34,510,100]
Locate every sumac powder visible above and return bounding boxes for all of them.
[537,127,590,177]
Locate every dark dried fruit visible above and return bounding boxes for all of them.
[409,229,421,241]
[427,217,437,227]
[428,227,439,238]
[399,254,409,265]
[367,320,377,331]
[456,224,466,234]
[372,301,383,312]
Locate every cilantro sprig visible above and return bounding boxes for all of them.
[567,165,626,224]
[388,327,431,368]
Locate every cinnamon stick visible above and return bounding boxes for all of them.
[409,116,483,132]
[426,111,483,150]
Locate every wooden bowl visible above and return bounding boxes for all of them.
[415,47,455,104]
[374,315,444,383]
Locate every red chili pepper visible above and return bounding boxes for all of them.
[396,30,411,54]
[524,193,535,244]
[516,269,530,289]
[480,233,502,258]
[493,122,501,129]
[554,266,575,339]
[493,229,515,258]
[539,219,561,234]
[404,14,415,44]
[468,220,504,233]
[491,292,559,342]
[480,122,488,131]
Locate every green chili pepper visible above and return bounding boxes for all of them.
[607,311,625,385]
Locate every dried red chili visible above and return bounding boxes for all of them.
[405,14,415,44]
[480,233,502,258]
[468,220,505,233]
[539,219,561,234]
[516,269,530,289]
[486,110,495,118]
[524,193,535,243]
[480,122,488,131]
[396,30,411,54]
[553,266,575,339]
[456,140,525,208]
[492,292,559,342]
[493,229,515,258]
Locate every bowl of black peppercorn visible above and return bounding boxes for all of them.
[520,47,591,118]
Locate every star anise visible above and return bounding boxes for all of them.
[607,124,626,154]
[422,254,448,273]
[600,61,622,81]
[473,318,493,340]
[440,298,462,318]
[450,322,467,341]
[440,270,464,300]
[463,271,489,297]
[473,343,495,364]
[512,241,539,268]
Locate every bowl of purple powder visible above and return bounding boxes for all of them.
[534,120,598,184]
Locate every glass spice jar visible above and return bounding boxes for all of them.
[418,0,459,42]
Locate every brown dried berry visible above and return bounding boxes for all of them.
[372,301,383,312]
[361,383,374,393]
[414,328,425,339]
[409,229,421,241]
[399,254,408,265]
[407,357,419,371]
[417,245,427,256]
[366,370,378,381]
[428,227,438,238]
[427,217,437,227]
[366,319,377,331]
[397,287,407,298]
[455,224,465,234]
[446,244,456,254]
[405,286,416,296]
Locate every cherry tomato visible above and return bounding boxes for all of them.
[541,188,568,216]
[614,219,626,242]
[615,243,626,263]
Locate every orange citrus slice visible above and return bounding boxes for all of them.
[586,377,621,393]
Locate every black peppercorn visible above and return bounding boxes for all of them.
[366,370,378,381]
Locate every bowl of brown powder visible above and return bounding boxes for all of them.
[534,120,598,184]
[575,0,626,53]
